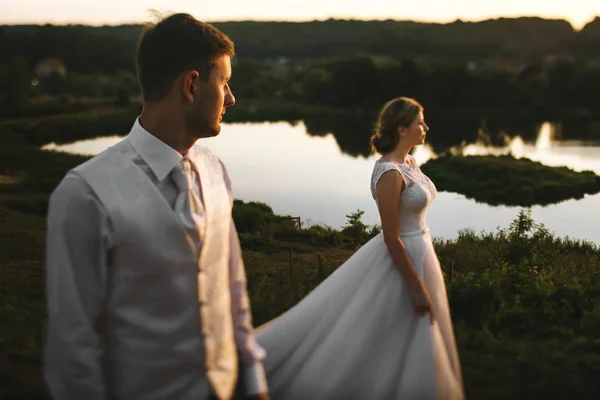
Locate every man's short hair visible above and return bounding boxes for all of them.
[136,13,235,101]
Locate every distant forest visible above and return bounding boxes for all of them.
[1,17,600,73]
[1,17,600,119]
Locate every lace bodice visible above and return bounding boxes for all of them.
[370,155,437,236]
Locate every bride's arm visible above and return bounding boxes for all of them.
[375,170,425,293]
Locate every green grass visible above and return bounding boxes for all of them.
[2,205,600,399]
[0,206,47,399]
[420,154,600,207]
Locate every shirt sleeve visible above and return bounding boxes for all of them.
[220,159,269,395]
[44,172,113,400]
[228,219,269,395]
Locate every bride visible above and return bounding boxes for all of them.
[256,97,464,400]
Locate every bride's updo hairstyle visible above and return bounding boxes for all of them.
[370,97,423,154]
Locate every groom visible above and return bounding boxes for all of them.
[43,13,270,400]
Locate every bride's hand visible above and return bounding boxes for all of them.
[410,283,435,325]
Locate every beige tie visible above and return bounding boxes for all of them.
[171,158,204,253]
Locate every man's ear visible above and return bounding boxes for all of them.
[182,70,200,103]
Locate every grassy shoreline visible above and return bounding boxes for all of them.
[2,98,600,144]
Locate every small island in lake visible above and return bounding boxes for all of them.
[420,154,600,207]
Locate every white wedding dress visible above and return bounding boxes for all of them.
[256,155,464,400]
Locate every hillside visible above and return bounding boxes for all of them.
[1,17,599,75]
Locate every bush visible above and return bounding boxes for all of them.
[304,224,343,246]
[232,200,279,234]
[437,209,600,339]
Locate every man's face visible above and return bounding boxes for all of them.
[185,54,235,139]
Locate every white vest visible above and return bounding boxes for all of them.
[74,139,238,400]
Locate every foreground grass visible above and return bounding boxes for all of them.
[0,207,47,399]
[2,203,599,399]
[421,154,600,207]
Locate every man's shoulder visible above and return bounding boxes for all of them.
[51,139,136,208]
[52,140,134,202]
[73,139,133,177]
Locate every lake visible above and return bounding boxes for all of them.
[42,121,600,244]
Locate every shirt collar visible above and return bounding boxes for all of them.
[128,117,183,182]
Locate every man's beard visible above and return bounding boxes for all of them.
[185,111,220,139]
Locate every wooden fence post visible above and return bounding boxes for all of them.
[317,253,326,281]
[289,246,294,283]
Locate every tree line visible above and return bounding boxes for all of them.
[2,17,600,70]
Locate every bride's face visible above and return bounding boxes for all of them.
[399,111,428,146]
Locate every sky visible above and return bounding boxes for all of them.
[1,0,599,30]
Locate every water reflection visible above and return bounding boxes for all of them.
[303,113,376,158]
[452,122,600,174]
[42,120,600,244]
[300,112,600,160]
[43,135,125,156]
